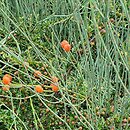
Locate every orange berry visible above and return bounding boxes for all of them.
[2,76,11,85]
[4,74,12,82]
[63,44,71,52]
[51,76,59,83]
[34,70,42,78]
[35,85,44,93]
[60,40,69,48]
[50,84,59,92]
[2,86,10,91]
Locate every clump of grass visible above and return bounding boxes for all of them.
[0,0,129,129]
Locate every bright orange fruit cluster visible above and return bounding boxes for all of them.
[2,74,12,85]
[2,74,12,91]
[35,85,44,93]
[1,73,60,93]
[50,83,59,92]
[61,40,71,52]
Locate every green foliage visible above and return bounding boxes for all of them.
[0,0,129,129]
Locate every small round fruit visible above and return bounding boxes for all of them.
[14,71,19,75]
[4,74,12,82]
[8,36,11,40]
[41,67,45,71]
[2,76,11,85]
[14,33,17,36]
[51,76,59,83]
[34,70,42,78]
[50,84,59,92]
[71,121,75,125]
[2,86,10,91]
[59,122,62,125]
[60,40,69,48]
[101,111,105,116]
[73,94,76,97]
[96,111,100,116]
[35,85,43,93]
[74,115,78,119]
[44,71,47,75]
[98,26,102,30]
[46,109,49,113]
[67,119,70,122]
[100,29,106,34]
[63,44,71,52]
[110,18,115,23]
[78,126,83,130]
[90,42,95,46]
[96,106,100,111]
[110,126,115,130]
